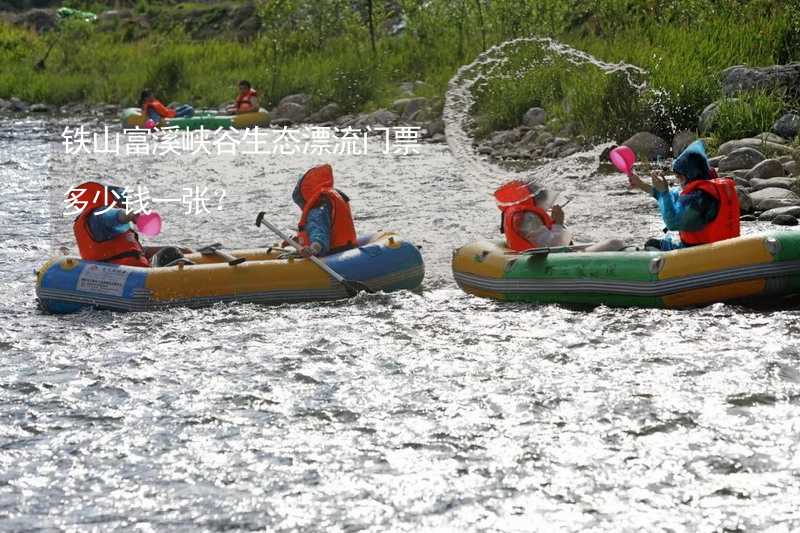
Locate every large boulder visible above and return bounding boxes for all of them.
[773,214,799,226]
[9,9,58,33]
[271,101,308,123]
[672,130,697,156]
[363,109,398,127]
[757,206,800,221]
[749,187,800,211]
[737,188,754,214]
[488,128,524,147]
[522,107,546,128]
[754,132,788,145]
[306,102,341,123]
[749,177,796,191]
[744,159,785,181]
[278,93,312,107]
[717,138,797,157]
[622,132,670,161]
[718,147,766,172]
[721,63,800,99]
[773,113,800,140]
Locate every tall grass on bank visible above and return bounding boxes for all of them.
[0,0,799,144]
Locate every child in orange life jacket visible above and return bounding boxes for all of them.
[139,89,194,124]
[225,80,260,115]
[290,164,357,258]
[69,182,190,267]
[627,140,740,251]
[495,180,623,252]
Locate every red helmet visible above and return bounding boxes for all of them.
[66,181,126,214]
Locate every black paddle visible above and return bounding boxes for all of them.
[255,211,372,297]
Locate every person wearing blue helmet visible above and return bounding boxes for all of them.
[628,140,740,250]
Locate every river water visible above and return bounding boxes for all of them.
[1,112,800,533]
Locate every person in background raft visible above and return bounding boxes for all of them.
[69,182,190,267]
[495,179,623,252]
[226,80,260,115]
[627,140,740,250]
[139,89,194,125]
[289,164,357,258]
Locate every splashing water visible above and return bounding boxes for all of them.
[443,36,649,200]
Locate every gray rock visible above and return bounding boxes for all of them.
[430,133,446,143]
[364,109,398,127]
[425,118,444,136]
[622,131,670,161]
[278,93,312,107]
[718,147,766,172]
[737,188,754,214]
[773,214,799,226]
[749,187,800,211]
[740,214,758,221]
[698,99,736,132]
[407,107,437,123]
[488,129,524,147]
[784,161,798,176]
[672,130,697,156]
[754,132,788,145]
[8,97,29,112]
[29,103,51,113]
[721,63,800,98]
[757,206,800,221]
[733,176,751,188]
[744,159,785,180]
[718,138,798,157]
[522,107,546,128]
[271,101,308,123]
[270,118,294,128]
[391,97,428,119]
[708,155,724,168]
[730,169,751,180]
[749,177,796,191]
[306,102,341,123]
[773,113,800,140]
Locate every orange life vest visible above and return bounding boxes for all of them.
[141,99,175,119]
[495,180,554,251]
[235,89,258,112]
[70,182,149,267]
[296,164,357,254]
[678,177,740,246]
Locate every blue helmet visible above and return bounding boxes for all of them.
[672,140,710,182]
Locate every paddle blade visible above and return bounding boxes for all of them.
[135,211,162,237]
[609,146,636,176]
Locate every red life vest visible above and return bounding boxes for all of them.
[495,180,554,251]
[235,89,258,112]
[70,182,149,267]
[678,177,740,246]
[296,164,357,254]
[141,99,175,119]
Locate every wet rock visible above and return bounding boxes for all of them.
[737,188,754,214]
[784,161,798,176]
[672,130,697,156]
[772,214,799,226]
[758,206,800,221]
[749,187,800,211]
[773,113,800,140]
[718,147,766,172]
[622,132,669,161]
[739,214,757,222]
[749,177,796,191]
[271,101,308,123]
[721,63,800,99]
[699,99,736,132]
[391,97,427,120]
[425,118,444,136]
[29,103,51,113]
[306,102,341,123]
[745,159,785,180]
[522,107,546,128]
[717,138,797,157]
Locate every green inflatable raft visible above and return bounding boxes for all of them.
[120,108,270,130]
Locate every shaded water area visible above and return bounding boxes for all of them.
[2,103,800,532]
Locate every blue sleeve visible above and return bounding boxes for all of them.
[87,208,131,242]
[652,187,713,232]
[305,203,332,255]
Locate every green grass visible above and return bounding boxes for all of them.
[0,0,798,144]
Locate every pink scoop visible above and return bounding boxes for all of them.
[609,145,636,176]
[134,211,162,237]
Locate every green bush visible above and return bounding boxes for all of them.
[710,91,784,142]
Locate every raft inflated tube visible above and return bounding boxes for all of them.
[36,232,424,314]
[452,232,800,308]
[120,108,270,129]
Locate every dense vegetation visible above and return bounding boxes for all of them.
[1,0,799,142]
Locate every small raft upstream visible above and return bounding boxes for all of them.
[452,232,800,308]
[36,232,423,314]
[120,108,270,130]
